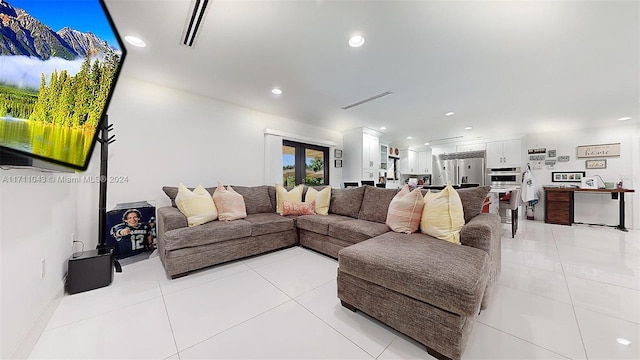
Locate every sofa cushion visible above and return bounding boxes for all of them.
[232,185,274,215]
[385,186,424,233]
[276,184,304,214]
[175,183,218,227]
[305,186,331,215]
[213,183,248,221]
[457,186,491,223]
[328,219,390,244]
[421,185,465,244]
[243,213,296,236]
[337,231,490,317]
[163,219,252,250]
[296,214,353,235]
[330,186,366,218]
[358,186,399,223]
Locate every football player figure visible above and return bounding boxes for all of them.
[110,209,154,255]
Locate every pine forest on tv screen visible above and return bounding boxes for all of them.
[0,0,123,168]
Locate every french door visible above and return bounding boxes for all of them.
[282,140,329,187]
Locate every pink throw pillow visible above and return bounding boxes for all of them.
[385,185,424,233]
[212,183,247,221]
[282,200,316,216]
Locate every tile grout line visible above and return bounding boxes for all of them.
[158,284,182,360]
[551,226,590,359]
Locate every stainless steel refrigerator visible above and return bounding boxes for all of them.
[432,151,485,186]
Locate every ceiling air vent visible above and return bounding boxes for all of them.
[182,0,210,47]
[342,91,393,110]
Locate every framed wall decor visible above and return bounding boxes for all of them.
[335,159,342,168]
[334,149,342,158]
[552,171,586,182]
[585,159,606,169]
[576,143,620,158]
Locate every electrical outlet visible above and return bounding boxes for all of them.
[41,259,46,278]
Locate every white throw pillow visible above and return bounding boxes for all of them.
[420,184,465,244]
[305,186,331,215]
[175,183,218,227]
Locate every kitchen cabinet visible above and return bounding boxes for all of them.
[417,150,432,174]
[486,139,522,168]
[399,149,417,174]
[342,128,381,182]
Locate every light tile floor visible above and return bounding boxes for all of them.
[29,220,640,359]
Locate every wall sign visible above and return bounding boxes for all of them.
[548,150,556,157]
[576,143,620,158]
[529,155,545,161]
[557,156,570,162]
[552,171,585,182]
[585,159,607,169]
[528,148,547,154]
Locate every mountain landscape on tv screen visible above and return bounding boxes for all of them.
[0,0,123,168]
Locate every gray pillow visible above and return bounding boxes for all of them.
[231,185,274,214]
[456,186,491,222]
[358,186,400,223]
[330,186,366,218]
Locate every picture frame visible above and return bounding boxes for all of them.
[551,171,586,182]
[585,159,607,169]
[334,149,343,158]
[576,143,620,158]
[335,159,342,168]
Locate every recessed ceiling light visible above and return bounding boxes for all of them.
[348,35,365,48]
[124,35,146,48]
[406,136,413,140]
[271,88,282,95]
[380,126,387,130]
[465,126,473,130]
[424,142,430,146]
[618,117,632,121]
[445,112,455,116]
[616,338,632,346]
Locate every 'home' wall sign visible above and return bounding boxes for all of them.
[576,143,620,158]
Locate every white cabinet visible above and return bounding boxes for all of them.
[342,128,381,182]
[417,150,432,174]
[399,149,417,174]
[486,139,522,168]
[362,134,380,170]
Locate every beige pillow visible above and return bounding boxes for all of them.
[276,184,303,215]
[421,185,465,244]
[385,185,424,233]
[305,186,331,215]
[175,183,218,227]
[212,182,247,221]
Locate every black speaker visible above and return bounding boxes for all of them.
[66,248,115,294]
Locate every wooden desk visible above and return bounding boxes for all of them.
[543,187,635,231]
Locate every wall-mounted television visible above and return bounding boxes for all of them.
[0,0,125,171]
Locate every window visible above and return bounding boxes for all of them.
[283,140,329,187]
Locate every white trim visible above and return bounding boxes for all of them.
[11,280,65,359]
[264,128,337,147]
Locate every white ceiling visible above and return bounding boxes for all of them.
[105,0,639,149]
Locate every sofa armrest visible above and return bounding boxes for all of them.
[157,206,188,233]
[460,213,500,255]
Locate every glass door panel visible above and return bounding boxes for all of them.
[282,144,296,187]
[305,148,325,186]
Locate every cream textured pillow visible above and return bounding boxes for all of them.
[175,183,218,227]
[305,186,331,215]
[385,185,424,234]
[276,184,303,215]
[212,182,247,221]
[421,185,465,244]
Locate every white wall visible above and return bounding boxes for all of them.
[525,122,639,228]
[0,169,76,359]
[1,75,343,358]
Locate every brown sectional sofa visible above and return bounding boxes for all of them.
[157,184,501,360]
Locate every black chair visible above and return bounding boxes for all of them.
[360,180,375,186]
[343,182,359,188]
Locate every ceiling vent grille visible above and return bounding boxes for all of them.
[182,0,210,47]
[342,91,393,110]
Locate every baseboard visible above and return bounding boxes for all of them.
[9,279,65,359]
